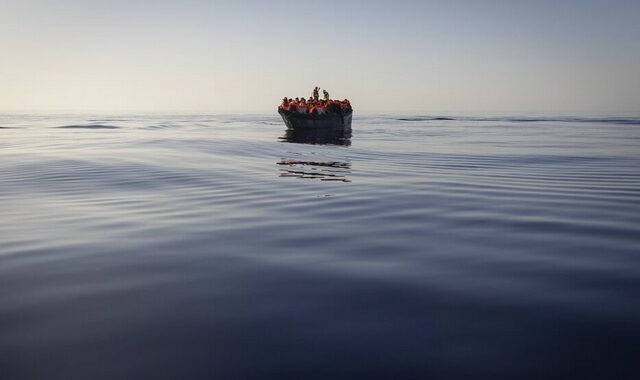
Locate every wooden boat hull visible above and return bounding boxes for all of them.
[278,109,352,131]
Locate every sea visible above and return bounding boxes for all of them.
[1,113,639,379]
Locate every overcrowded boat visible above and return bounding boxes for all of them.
[278,87,353,130]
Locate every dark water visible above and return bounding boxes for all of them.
[1,114,639,379]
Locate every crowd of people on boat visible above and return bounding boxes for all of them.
[279,87,352,115]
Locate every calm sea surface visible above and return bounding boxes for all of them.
[1,114,639,379]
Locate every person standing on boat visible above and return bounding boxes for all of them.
[323,89,330,101]
[280,97,289,111]
[313,86,320,101]
[316,101,326,115]
[298,98,307,113]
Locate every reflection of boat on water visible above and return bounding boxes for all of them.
[278,159,351,182]
[279,127,351,146]
[277,130,352,181]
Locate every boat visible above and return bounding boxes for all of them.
[278,108,353,131]
[278,108,352,131]
[278,90,353,130]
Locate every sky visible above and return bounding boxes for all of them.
[1,0,639,115]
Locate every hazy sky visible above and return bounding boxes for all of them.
[1,0,639,114]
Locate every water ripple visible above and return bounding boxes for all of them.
[55,124,120,129]
[1,113,639,379]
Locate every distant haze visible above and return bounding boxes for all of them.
[1,0,639,115]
